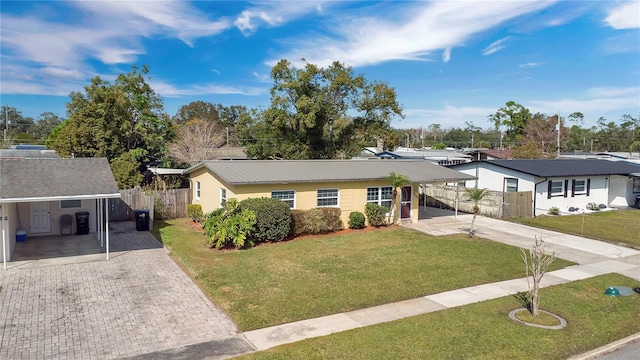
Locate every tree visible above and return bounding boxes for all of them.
[168,118,226,165]
[110,150,144,189]
[243,59,403,159]
[488,101,532,144]
[31,112,63,144]
[51,66,172,186]
[465,188,490,238]
[512,142,544,159]
[521,236,556,316]
[521,114,569,156]
[385,172,411,225]
[0,105,35,146]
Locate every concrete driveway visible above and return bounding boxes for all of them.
[0,222,249,359]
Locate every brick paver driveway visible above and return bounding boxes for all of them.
[0,222,239,359]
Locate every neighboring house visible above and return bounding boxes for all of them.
[0,148,59,159]
[184,160,475,225]
[0,158,121,267]
[465,149,513,161]
[374,148,472,166]
[450,159,640,216]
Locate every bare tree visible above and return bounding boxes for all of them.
[521,236,556,316]
[168,119,225,165]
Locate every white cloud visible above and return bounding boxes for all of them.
[400,104,497,129]
[605,0,640,29]
[442,48,451,63]
[234,2,327,34]
[39,67,85,80]
[150,80,266,97]
[528,86,640,118]
[482,37,511,56]
[518,62,544,68]
[601,32,640,54]
[267,1,553,67]
[252,72,271,83]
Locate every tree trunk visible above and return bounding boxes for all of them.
[531,282,540,316]
[468,213,477,238]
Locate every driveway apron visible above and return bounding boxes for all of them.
[0,222,238,360]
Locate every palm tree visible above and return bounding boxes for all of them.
[466,188,490,238]
[385,172,411,225]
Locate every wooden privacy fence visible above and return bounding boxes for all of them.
[422,184,532,219]
[109,187,191,221]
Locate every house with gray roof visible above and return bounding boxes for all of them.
[183,159,475,225]
[0,157,121,268]
[450,159,640,216]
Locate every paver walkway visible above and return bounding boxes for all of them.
[0,222,244,360]
[242,209,640,352]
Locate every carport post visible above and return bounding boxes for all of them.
[2,204,6,270]
[455,182,459,218]
[105,200,110,260]
[98,199,103,247]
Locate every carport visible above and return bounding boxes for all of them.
[0,158,121,269]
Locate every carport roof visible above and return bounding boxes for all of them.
[184,159,476,185]
[0,157,121,203]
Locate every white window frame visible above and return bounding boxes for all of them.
[195,181,201,200]
[367,186,393,211]
[220,188,227,207]
[633,177,640,193]
[271,190,296,209]
[572,179,587,196]
[317,188,339,207]
[504,178,518,193]
[549,180,564,197]
[60,200,82,209]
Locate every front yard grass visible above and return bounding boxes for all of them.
[513,209,640,249]
[153,219,572,331]
[240,273,640,360]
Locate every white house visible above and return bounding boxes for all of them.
[450,159,640,216]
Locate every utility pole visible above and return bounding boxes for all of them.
[556,113,561,158]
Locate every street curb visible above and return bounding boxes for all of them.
[567,332,640,360]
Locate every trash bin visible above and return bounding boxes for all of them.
[16,229,27,242]
[76,211,90,235]
[134,209,150,231]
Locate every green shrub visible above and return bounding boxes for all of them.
[365,203,388,227]
[348,211,366,229]
[290,208,344,236]
[203,200,257,249]
[320,208,344,232]
[548,206,560,216]
[187,204,203,222]
[239,197,292,243]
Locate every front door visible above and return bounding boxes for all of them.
[30,202,51,233]
[400,186,412,219]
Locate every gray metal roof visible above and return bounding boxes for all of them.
[464,159,640,177]
[0,149,59,159]
[1,158,121,202]
[185,159,475,185]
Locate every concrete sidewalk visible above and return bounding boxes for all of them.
[241,210,640,353]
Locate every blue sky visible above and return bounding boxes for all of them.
[1,0,639,130]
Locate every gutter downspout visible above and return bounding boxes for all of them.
[533,177,548,217]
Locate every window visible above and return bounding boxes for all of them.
[504,178,518,192]
[195,181,201,200]
[633,177,640,193]
[571,179,589,196]
[220,188,227,207]
[272,190,295,208]
[367,186,393,211]
[548,180,564,198]
[317,189,339,207]
[60,200,82,209]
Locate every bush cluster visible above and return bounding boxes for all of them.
[239,197,292,243]
[186,204,203,222]
[348,211,366,229]
[290,208,344,236]
[365,203,388,227]
[203,200,256,249]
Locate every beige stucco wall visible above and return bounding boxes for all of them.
[190,168,420,225]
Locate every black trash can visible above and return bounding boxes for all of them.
[134,209,150,231]
[75,211,90,235]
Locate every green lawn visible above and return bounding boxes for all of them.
[240,274,640,360]
[153,219,572,331]
[513,210,640,249]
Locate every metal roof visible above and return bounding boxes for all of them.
[0,149,59,159]
[471,159,640,177]
[1,158,121,202]
[184,159,475,185]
